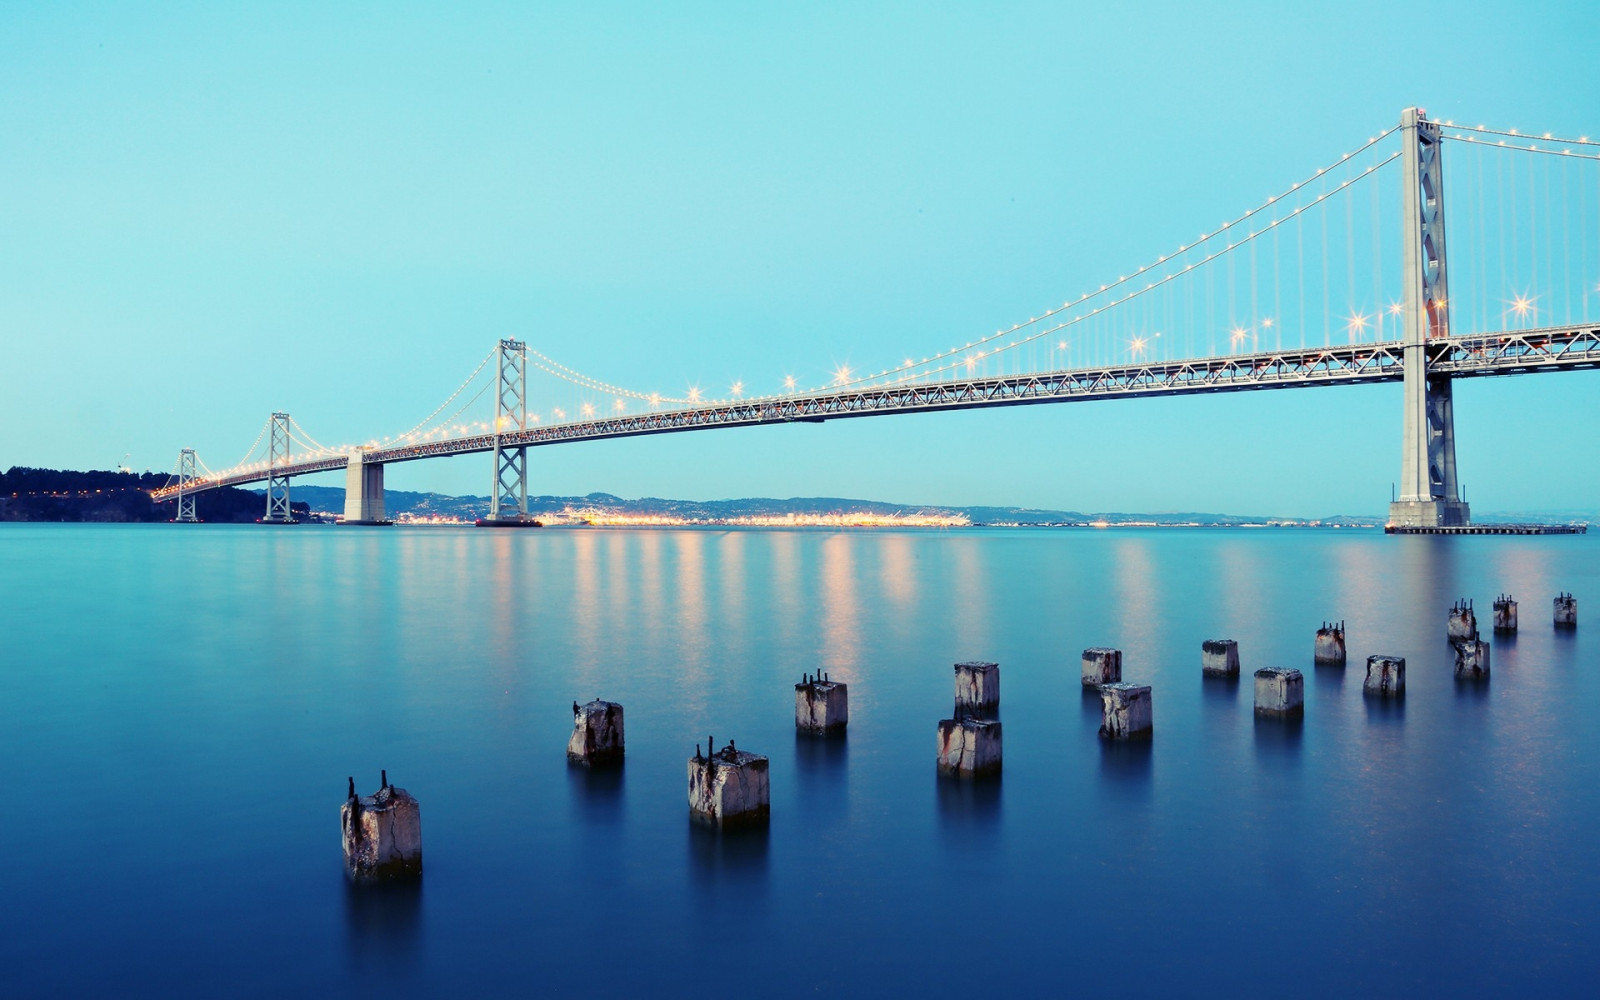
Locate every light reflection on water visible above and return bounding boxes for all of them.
[1,524,1598,997]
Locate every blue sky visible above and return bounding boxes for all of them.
[3,2,1597,515]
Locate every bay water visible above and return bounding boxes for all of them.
[1,524,1595,996]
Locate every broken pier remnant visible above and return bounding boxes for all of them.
[1453,637,1491,681]
[567,699,625,765]
[1492,595,1517,634]
[688,738,770,829]
[1448,599,1477,641]
[1099,683,1152,740]
[795,672,848,735]
[1081,647,1122,688]
[936,717,1003,778]
[1364,655,1406,698]
[1254,668,1304,718]
[939,660,1001,776]
[341,771,422,882]
[1201,639,1240,678]
[954,660,1000,718]
[1555,592,1577,628]
[1314,621,1346,665]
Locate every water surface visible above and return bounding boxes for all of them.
[1,524,1595,996]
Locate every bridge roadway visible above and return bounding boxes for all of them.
[152,322,1600,500]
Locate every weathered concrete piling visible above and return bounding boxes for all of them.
[567,699,625,765]
[1201,639,1240,678]
[341,771,422,881]
[1099,683,1153,740]
[795,673,848,735]
[1447,599,1477,641]
[936,717,1003,778]
[1555,592,1578,628]
[940,661,1000,776]
[954,661,1000,718]
[1363,655,1406,697]
[1253,668,1304,717]
[1314,621,1346,665]
[1492,595,1518,634]
[1082,647,1123,688]
[688,738,770,829]
[1453,638,1491,680]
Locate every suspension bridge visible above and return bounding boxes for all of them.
[153,108,1600,530]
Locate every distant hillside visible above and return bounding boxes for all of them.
[280,484,1386,527]
[1,467,310,523]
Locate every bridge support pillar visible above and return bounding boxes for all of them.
[478,338,540,527]
[1389,107,1469,529]
[341,453,390,525]
[175,448,199,522]
[263,411,298,524]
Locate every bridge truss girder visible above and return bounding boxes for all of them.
[148,324,1600,503]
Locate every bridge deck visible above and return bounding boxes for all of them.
[151,323,1600,500]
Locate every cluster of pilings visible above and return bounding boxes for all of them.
[341,590,1579,875]
[938,662,1002,777]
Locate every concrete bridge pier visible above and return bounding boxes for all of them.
[341,452,391,526]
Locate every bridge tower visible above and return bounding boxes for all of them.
[263,411,297,524]
[1388,107,1470,529]
[480,338,536,526]
[175,448,199,522]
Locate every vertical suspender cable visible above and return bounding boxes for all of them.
[1321,178,1331,346]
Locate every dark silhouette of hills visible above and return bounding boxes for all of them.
[0,467,309,523]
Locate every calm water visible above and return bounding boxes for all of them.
[1,523,1597,996]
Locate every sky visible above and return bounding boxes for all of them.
[2,1,1598,516]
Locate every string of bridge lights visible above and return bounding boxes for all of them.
[1436,120,1598,148]
[1441,131,1600,162]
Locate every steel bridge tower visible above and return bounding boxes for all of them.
[1388,107,1470,529]
[263,411,297,523]
[175,448,199,522]
[481,338,536,525]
